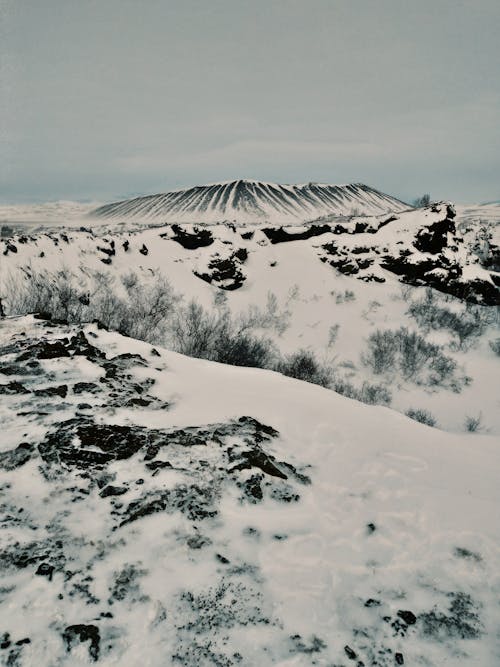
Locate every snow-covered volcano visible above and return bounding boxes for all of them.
[91,180,409,224]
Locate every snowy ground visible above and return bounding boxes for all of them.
[0,316,499,666]
[1,204,499,435]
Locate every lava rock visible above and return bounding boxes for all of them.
[62,624,100,662]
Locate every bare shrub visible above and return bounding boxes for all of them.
[405,408,437,427]
[335,289,356,304]
[464,414,483,433]
[328,324,340,347]
[408,289,492,350]
[331,377,392,406]
[3,268,179,344]
[362,327,458,387]
[276,349,333,388]
[4,268,87,322]
[239,292,290,335]
[412,194,431,208]
[169,300,277,369]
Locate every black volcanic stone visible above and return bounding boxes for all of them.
[62,624,100,662]
[34,384,68,398]
[35,562,55,581]
[397,610,417,625]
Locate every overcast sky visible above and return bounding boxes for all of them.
[1,0,499,204]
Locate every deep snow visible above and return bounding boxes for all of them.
[0,316,499,666]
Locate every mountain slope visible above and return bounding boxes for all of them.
[91,180,410,224]
[0,315,499,666]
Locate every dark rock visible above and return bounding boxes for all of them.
[233,450,287,479]
[97,245,115,257]
[100,257,112,265]
[99,485,128,498]
[240,474,263,502]
[397,610,417,625]
[123,240,129,251]
[35,562,55,581]
[344,645,357,660]
[145,460,173,472]
[150,348,161,357]
[395,653,404,665]
[170,224,214,249]
[194,252,246,290]
[367,522,376,534]
[0,442,35,471]
[38,418,165,469]
[414,218,453,255]
[33,311,53,321]
[120,484,217,527]
[365,598,381,607]
[21,341,70,360]
[4,242,17,254]
[270,485,300,503]
[73,382,99,394]
[263,224,332,244]
[62,624,100,662]
[34,384,68,398]
[216,554,230,564]
[139,244,149,255]
[0,381,30,395]
[67,331,105,359]
[15,638,31,646]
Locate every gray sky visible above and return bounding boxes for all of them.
[1,0,499,204]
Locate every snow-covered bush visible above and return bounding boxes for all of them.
[405,408,437,427]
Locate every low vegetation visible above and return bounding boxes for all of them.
[362,326,461,388]
[405,408,437,427]
[407,289,494,351]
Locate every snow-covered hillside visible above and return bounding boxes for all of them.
[91,180,409,224]
[1,315,499,666]
[1,202,499,436]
